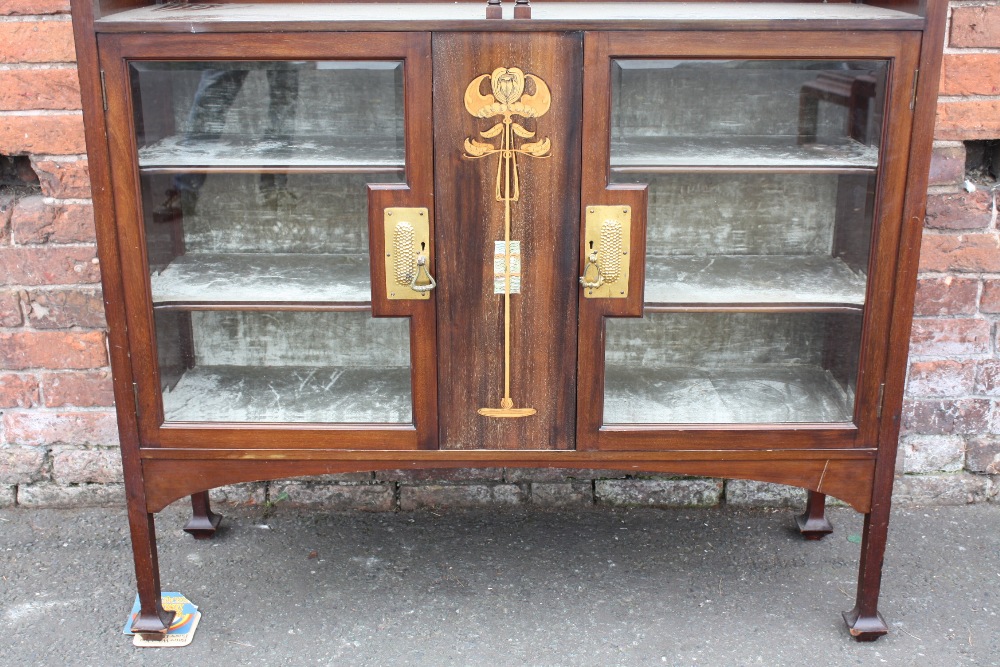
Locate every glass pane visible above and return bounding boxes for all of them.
[604,312,860,424]
[156,310,412,423]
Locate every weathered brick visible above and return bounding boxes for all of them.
[0,0,70,15]
[30,158,90,199]
[51,447,122,484]
[936,101,1000,141]
[11,196,95,245]
[0,113,86,155]
[25,288,104,329]
[41,370,114,407]
[965,436,1000,474]
[1,193,14,244]
[724,480,806,508]
[0,374,39,408]
[595,478,723,508]
[504,467,628,483]
[3,410,118,446]
[981,280,1000,314]
[924,191,994,231]
[0,20,75,63]
[900,435,965,474]
[0,246,101,285]
[920,233,1000,273]
[0,485,14,507]
[0,446,46,484]
[950,5,1000,48]
[0,67,81,110]
[270,481,395,511]
[530,482,593,507]
[892,474,991,506]
[208,483,265,506]
[907,360,976,397]
[17,482,125,508]
[976,362,1000,396]
[901,399,991,435]
[375,467,503,483]
[940,53,1000,96]
[909,319,991,357]
[0,290,24,326]
[926,144,965,188]
[399,483,526,510]
[0,330,106,369]
[913,277,979,316]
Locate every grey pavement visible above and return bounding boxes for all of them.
[1,503,998,666]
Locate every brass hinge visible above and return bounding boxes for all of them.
[876,383,886,418]
[100,70,108,111]
[909,69,919,111]
[132,381,141,420]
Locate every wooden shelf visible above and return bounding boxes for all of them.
[604,364,855,424]
[611,137,878,172]
[644,255,867,308]
[150,253,371,306]
[138,135,404,172]
[162,365,412,423]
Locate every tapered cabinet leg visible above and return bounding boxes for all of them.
[128,510,176,636]
[843,512,890,641]
[183,490,223,540]
[796,490,834,540]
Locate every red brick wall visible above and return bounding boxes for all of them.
[0,1,997,509]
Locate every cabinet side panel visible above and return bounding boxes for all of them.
[433,32,583,450]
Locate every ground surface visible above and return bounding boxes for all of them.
[1,503,998,666]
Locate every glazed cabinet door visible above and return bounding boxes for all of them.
[577,31,921,451]
[99,33,437,450]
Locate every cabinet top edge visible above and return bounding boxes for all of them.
[94,2,925,32]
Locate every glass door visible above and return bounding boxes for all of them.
[100,33,436,449]
[577,31,921,451]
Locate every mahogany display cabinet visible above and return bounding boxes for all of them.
[70,0,946,641]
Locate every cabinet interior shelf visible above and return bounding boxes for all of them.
[604,363,855,425]
[643,255,867,308]
[611,137,878,172]
[150,253,372,307]
[162,365,412,424]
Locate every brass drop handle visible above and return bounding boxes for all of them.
[579,251,605,289]
[410,254,437,293]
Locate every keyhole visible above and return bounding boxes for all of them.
[421,241,426,251]
[589,240,594,250]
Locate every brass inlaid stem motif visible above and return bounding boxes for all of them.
[463,67,551,419]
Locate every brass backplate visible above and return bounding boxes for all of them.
[583,205,631,299]
[384,207,431,300]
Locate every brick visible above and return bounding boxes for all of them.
[0,290,24,326]
[926,144,966,188]
[0,113,86,155]
[595,478,723,508]
[950,5,1000,48]
[0,330,106,369]
[924,191,994,231]
[375,467,503,483]
[920,233,1000,273]
[965,436,1000,474]
[0,374,39,408]
[907,360,976,397]
[0,0,70,15]
[51,447,122,484]
[292,472,374,484]
[504,467,628,483]
[940,53,1000,96]
[0,446,46,484]
[901,399,991,435]
[208,483,265,506]
[17,482,125,508]
[0,20,75,63]
[25,288,105,329]
[0,68,81,110]
[40,371,115,407]
[981,280,1000,314]
[976,362,1000,396]
[724,480,806,508]
[900,435,965,474]
[530,482,593,507]
[269,481,395,511]
[3,410,118,446]
[936,100,1000,141]
[11,196,95,244]
[399,483,526,510]
[30,158,90,199]
[913,277,979,316]
[0,246,101,285]
[1,193,14,244]
[0,485,14,507]
[892,474,991,506]
[908,319,991,357]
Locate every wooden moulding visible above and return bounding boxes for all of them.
[140,449,876,514]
